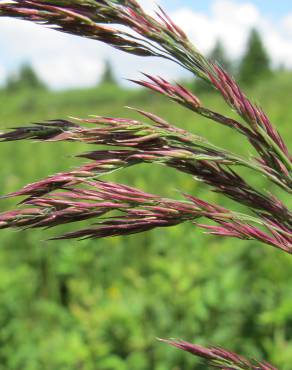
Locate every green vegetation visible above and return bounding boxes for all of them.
[0,72,291,370]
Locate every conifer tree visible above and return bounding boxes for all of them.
[100,59,117,85]
[209,39,233,73]
[195,39,232,92]
[238,28,271,85]
[6,63,46,91]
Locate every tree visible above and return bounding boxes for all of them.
[195,39,233,92]
[100,59,116,85]
[238,28,271,85]
[19,63,46,89]
[6,63,46,91]
[209,39,233,73]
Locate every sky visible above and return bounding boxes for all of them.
[0,0,292,89]
[167,0,292,15]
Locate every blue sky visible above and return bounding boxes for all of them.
[0,0,292,89]
[168,0,292,17]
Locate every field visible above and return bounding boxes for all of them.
[0,73,291,369]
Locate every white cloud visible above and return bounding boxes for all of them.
[0,0,292,89]
[171,0,261,57]
[34,56,104,90]
[139,0,160,12]
[212,0,260,27]
[171,0,292,68]
[0,18,124,89]
[282,13,292,35]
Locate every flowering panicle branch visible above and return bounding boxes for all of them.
[160,340,278,370]
[134,74,291,192]
[0,178,289,251]
[1,117,290,230]
[0,114,265,169]
[0,0,207,70]
[0,1,155,57]
[133,74,252,136]
[209,66,291,183]
[0,180,200,238]
[186,196,292,254]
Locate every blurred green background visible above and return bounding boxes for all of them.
[0,31,292,370]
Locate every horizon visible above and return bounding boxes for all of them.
[0,0,292,89]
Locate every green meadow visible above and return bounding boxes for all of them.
[0,73,291,369]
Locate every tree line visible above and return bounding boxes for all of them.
[2,28,278,92]
[4,58,118,92]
